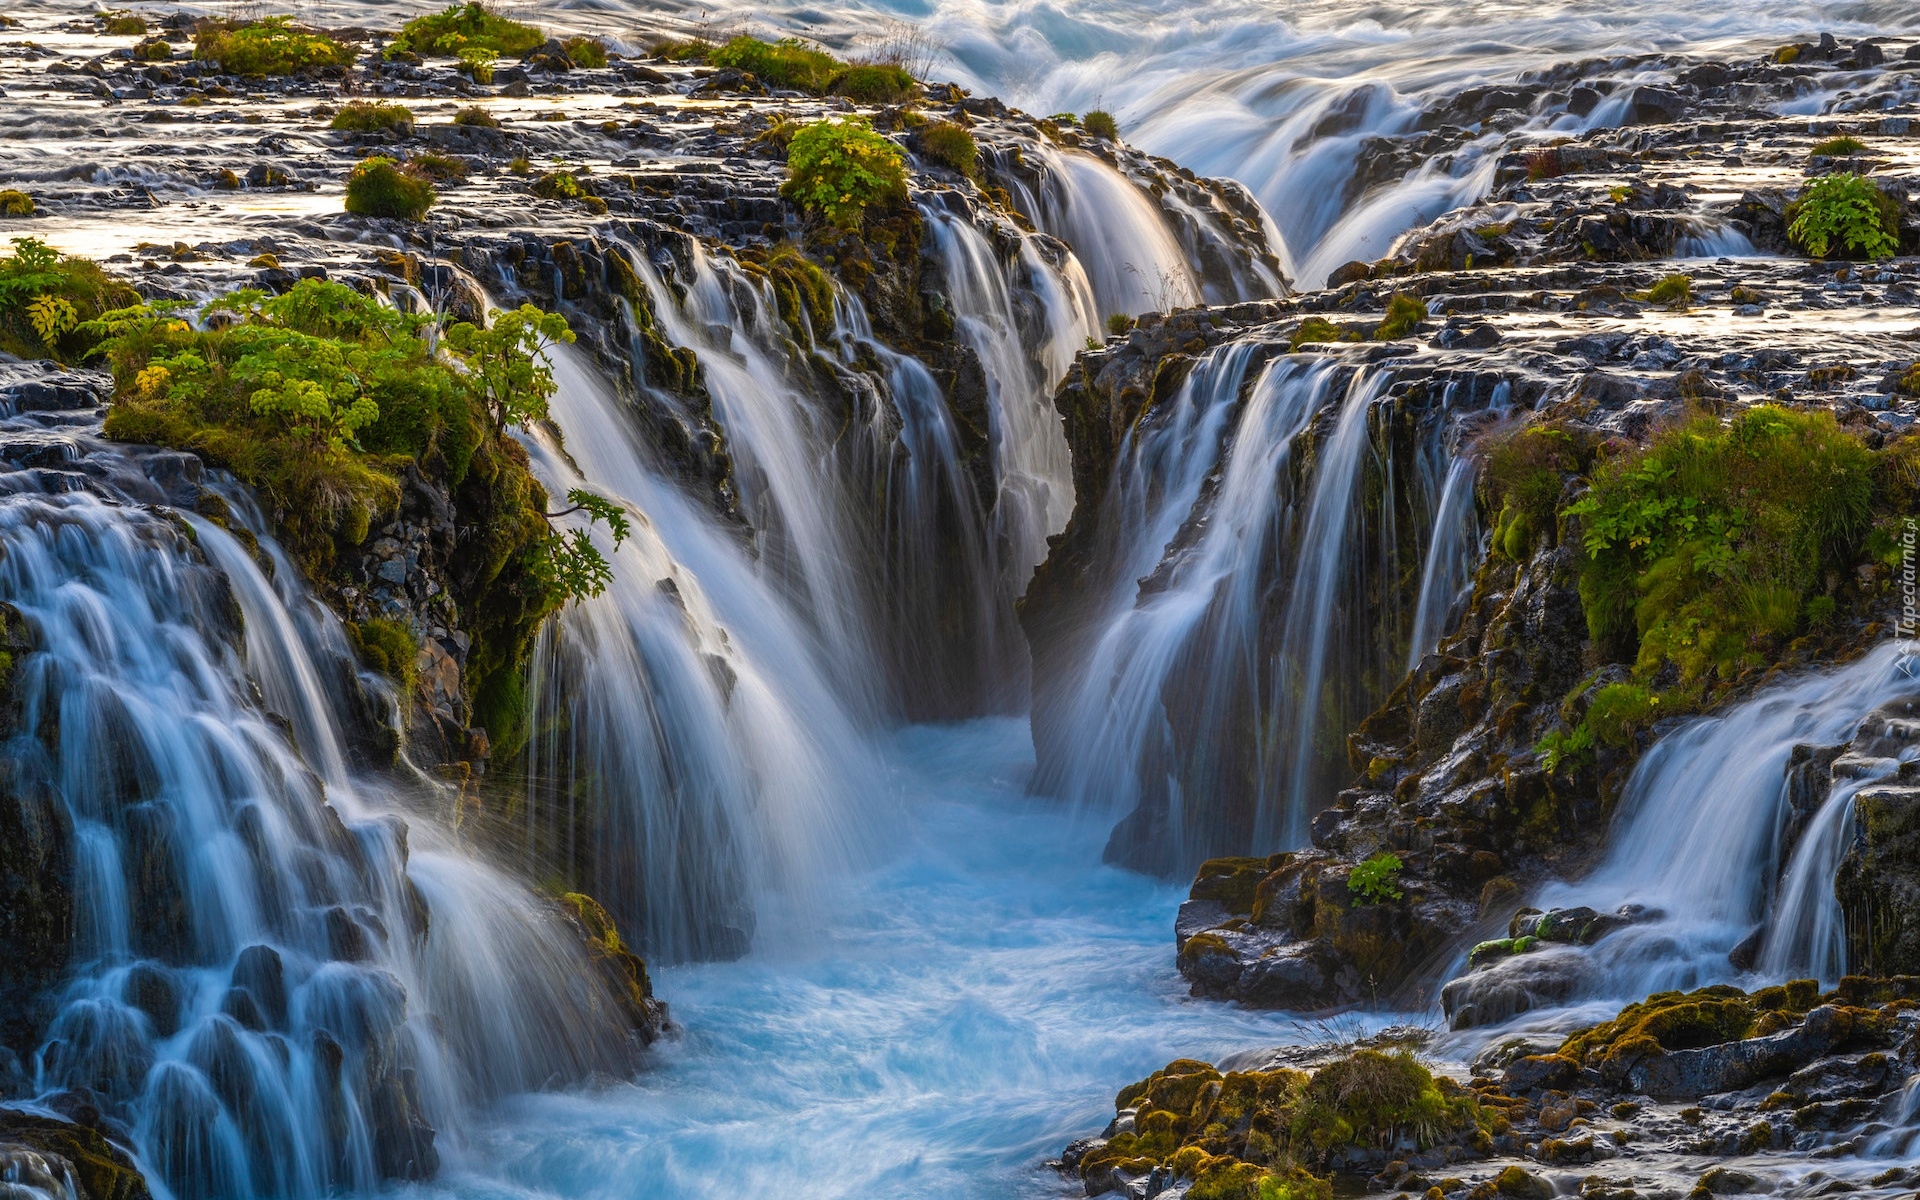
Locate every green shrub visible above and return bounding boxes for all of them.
[101,11,147,35]
[1645,272,1692,308]
[1082,109,1119,140]
[0,236,140,362]
[1809,135,1869,158]
[0,190,33,217]
[1106,312,1135,336]
[344,156,437,220]
[710,36,841,92]
[133,37,173,62]
[651,38,712,62]
[1290,1050,1479,1152]
[917,120,978,178]
[562,35,608,68]
[1374,293,1426,340]
[781,117,908,230]
[1787,173,1900,259]
[395,3,542,56]
[1565,406,1878,678]
[194,16,355,74]
[456,46,494,82]
[410,152,468,181]
[330,101,415,134]
[1347,852,1404,905]
[830,63,914,104]
[452,105,499,128]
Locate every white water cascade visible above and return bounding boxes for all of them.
[0,481,639,1200]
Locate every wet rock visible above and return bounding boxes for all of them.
[0,1110,151,1200]
[1501,1054,1579,1093]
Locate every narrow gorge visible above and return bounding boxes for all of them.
[0,3,1917,1200]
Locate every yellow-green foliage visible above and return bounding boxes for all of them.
[1375,293,1426,340]
[330,101,414,134]
[831,63,915,104]
[1558,983,1827,1069]
[1288,316,1362,351]
[1080,1050,1480,1200]
[395,3,543,57]
[1810,135,1870,158]
[1565,406,1878,677]
[710,36,841,92]
[563,35,608,68]
[345,156,437,220]
[1082,109,1120,140]
[1347,852,1403,905]
[918,120,978,178]
[347,617,420,690]
[739,242,836,346]
[781,117,909,230]
[1787,173,1901,259]
[0,190,35,217]
[1480,421,1592,561]
[100,10,146,35]
[194,16,356,75]
[0,237,141,362]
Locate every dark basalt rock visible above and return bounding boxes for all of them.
[0,1111,151,1200]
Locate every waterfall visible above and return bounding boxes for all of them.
[1521,642,1920,1000]
[1406,457,1480,673]
[0,479,637,1200]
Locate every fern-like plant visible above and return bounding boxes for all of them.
[1787,173,1899,259]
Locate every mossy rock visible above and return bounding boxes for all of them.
[1190,856,1275,914]
[0,1112,151,1200]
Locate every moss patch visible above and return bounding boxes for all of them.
[194,16,355,75]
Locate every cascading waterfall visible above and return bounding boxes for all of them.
[1492,642,1920,1009]
[1,481,637,1200]
[1406,456,1481,673]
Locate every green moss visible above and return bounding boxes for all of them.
[1374,293,1427,340]
[741,242,836,346]
[563,35,608,68]
[1481,421,1590,561]
[710,35,842,92]
[331,101,414,134]
[781,117,909,230]
[917,120,978,178]
[1564,406,1878,679]
[1290,1050,1483,1154]
[1644,272,1692,308]
[831,63,915,104]
[1559,985,1762,1067]
[1082,109,1120,140]
[1288,316,1362,351]
[453,105,500,128]
[345,156,437,220]
[194,16,355,75]
[348,617,421,690]
[396,3,543,57]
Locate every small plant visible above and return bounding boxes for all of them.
[101,10,147,35]
[1773,44,1802,64]
[394,3,543,57]
[1106,312,1134,336]
[1523,147,1562,181]
[0,190,33,217]
[194,16,356,75]
[1374,293,1426,340]
[1608,184,1635,204]
[1809,135,1869,158]
[1644,273,1692,308]
[530,170,607,212]
[441,303,576,433]
[456,46,494,83]
[1289,316,1359,350]
[1729,284,1762,305]
[1347,852,1404,906]
[563,35,608,68]
[0,236,141,361]
[410,152,468,181]
[1536,724,1593,772]
[330,101,415,134]
[1082,109,1119,140]
[133,37,173,62]
[452,105,500,128]
[530,489,631,600]
[1787,173,1900,259]
[710,35,841,92]
[507,156,532,175]
[344,156,437,220]
[781,117,908,230]
[917,120,978,178]
[830,63,914,104]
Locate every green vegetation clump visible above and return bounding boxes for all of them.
[453,105,500,128]
[1374,293,1426,340]
[831,63,914,104]
[710,35,841,92]
[393,3,543,57]
[1558,982,1830,1073]
[1080,1050,1484,1200]
[345,156,437,220]
[456,46,494,82]
[563,35,608,68]
[330,101,415,134]
[1565,405,1878,678]
[133,37,172,62]
[1809,135,1870,158]
[738,242,836,346]
[1644,272,1692,308]
[1787,173,1900,259]
[0,236,141,362]
[347,617,420,690]
[1288,316,1362,351]
[781,117,909,230]
[1347,852,1404,905]
[917,120,978,178]
[409,151,468,181]
[530,170,609,214]
[1082,109,1120,140]
[101,11,147,35]
[194,16,356,75]
[92,279,624,749]
[0,190,33,217]
[1480,422,1592,561]
[1107,312,1136,336]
